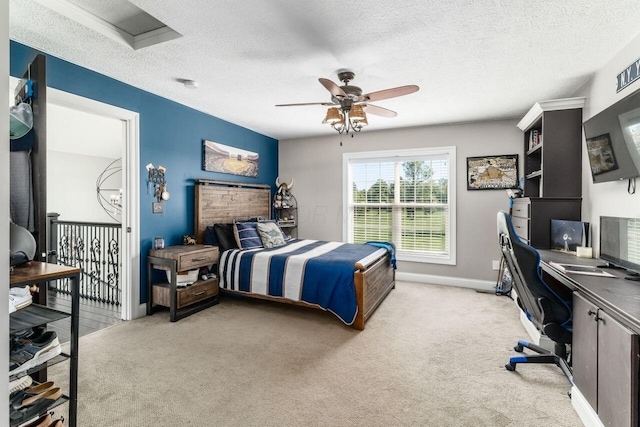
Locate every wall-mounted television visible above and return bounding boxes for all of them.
[600,216,640,277]
[583,89,640,183]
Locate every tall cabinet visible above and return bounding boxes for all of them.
[513,97,585,249]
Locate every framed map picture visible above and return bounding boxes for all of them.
[467,154,518,190]
[203,140,259,177]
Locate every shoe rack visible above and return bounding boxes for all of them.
[9,262,81,427]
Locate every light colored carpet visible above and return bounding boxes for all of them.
[51,282,582,426]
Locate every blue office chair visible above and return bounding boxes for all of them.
[496,211,573,382]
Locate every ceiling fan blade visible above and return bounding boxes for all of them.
[319,78,347,98]
[364,104,397,118]
[275,102,336,107]
[363,85,419,102]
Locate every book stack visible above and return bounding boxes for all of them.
[528,129,542,150]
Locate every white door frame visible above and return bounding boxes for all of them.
[46,88,142,320]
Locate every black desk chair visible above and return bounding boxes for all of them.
[497,211,573,382]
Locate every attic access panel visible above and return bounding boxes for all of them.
[34,0,182,50]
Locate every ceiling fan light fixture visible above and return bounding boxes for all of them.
[323,107,342,124]
[276,71,418,135]
[354,115,368,127]
[350,105,366,120]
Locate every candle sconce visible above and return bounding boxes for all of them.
[146,163,170,213]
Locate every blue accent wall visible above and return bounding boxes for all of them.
[10,41,279,303]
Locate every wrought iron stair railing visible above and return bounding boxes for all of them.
[47,213,121,306]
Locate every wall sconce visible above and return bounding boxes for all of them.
[146,163,170,213]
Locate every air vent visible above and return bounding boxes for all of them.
[34,0,182,50]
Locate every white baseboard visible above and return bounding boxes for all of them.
[134,303,147,319]
[572,386,603,427]
[518,310,555,351]
[395,272,495,292]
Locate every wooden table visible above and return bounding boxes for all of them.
[10,261,81,427]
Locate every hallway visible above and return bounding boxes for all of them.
[46,287,121,344]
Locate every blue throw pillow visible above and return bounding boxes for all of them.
[233,221,263,250]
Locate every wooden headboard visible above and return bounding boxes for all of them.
[194,179,271,243]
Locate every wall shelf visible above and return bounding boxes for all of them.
[520,97,584,199]
[526,170,542,179]
[514,97,584,249]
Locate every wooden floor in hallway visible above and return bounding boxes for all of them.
[46,288,121,344]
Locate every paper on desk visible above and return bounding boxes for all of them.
[549,262,616,278]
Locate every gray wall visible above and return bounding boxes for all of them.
[574,32,640,255]
[279,119,521,283]
[2,0,10,418]
[47,151,121,223]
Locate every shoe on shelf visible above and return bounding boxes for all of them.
[12,326,46,343]
[17,413,51,427]
[13,387,61,410]
[48,419,64,427]
[10,381,58,409]
[9,285,32,313]
[9,331,62,377]
[24,381,55,395]
[9,398,56,427]
[8,375,32,394]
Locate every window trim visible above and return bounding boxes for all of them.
[342,147,456,265]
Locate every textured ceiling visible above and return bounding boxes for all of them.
[9,0,640,140]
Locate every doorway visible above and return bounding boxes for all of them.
[47,87,141,322]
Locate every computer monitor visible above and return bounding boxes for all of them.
[600,216,640,278]
[550,219,589,253]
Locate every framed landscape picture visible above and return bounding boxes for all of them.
[467,154,518,190]
[203,140,259,177]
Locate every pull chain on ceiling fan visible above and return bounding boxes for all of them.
[276,70,419,134]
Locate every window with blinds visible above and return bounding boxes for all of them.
[343,147,456,264]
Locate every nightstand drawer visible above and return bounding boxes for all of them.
[149,245,219,272]
[178,248,218,271]
[177,279,218,308]
[153,278,218,309]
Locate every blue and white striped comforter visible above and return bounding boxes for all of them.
[219,239,386,325]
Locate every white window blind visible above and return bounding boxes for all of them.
[344,148,456,264]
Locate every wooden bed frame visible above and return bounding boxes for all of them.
[194,179,395,330]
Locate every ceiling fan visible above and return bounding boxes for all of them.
[276,70,419,134]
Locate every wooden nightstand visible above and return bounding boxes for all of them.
[146,245,219,321]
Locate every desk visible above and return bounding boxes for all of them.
[539,250,640,334]
[538,250,639,427]
[10,262,81,427]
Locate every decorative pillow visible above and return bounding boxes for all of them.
[203,226,218,246]
[233,221,263,250]
[256,221,286,248]
[213,223,238,252]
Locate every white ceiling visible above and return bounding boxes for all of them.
[9,0,640,141]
